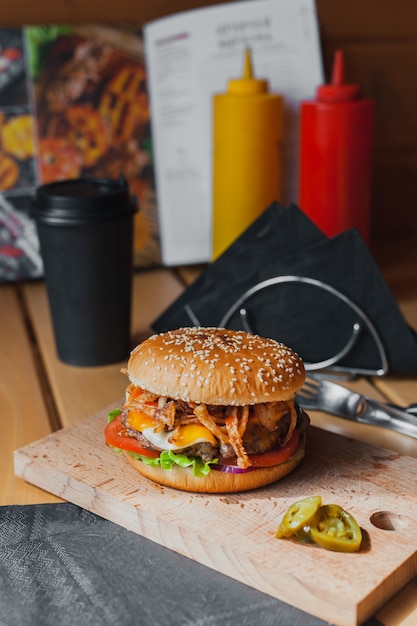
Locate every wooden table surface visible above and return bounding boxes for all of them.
[1,237,417,626]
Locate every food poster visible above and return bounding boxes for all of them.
[25,25,161,269]
[0,25,162,282]
[0,28,42,281]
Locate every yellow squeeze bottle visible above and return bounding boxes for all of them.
[212,47,283,259]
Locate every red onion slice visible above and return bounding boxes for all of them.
[211,463,254,474]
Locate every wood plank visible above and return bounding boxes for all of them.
[355,46,417,151]
[14,408,417,626]
[371,153,417,236]
[175,264,206,287]
[373,234,417,285]
[371,235,417,408]
[22,270,184,428]
[2,0,417,36]
[376,579,417,626]
[317,42,417,151]
[0,285,61,504]
[0,0,228,27]
[316,0,417,39]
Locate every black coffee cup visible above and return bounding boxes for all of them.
[32,177,138,366]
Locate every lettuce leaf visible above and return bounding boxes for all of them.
[128,449,218,478]
[107,408,121,423]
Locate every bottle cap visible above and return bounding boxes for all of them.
[317,50,361,102]
[227,47,269,95]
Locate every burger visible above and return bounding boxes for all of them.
[104,327,309,493]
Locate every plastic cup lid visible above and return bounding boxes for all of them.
[32,177,138,225]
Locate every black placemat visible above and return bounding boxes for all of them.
[0,503,385,626]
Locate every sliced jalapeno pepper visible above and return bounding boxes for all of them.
[309,504,362,553]
[293,527,315,544]
[276,495,322,538]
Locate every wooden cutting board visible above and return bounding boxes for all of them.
[14,403,417,626]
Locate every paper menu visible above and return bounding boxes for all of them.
[144,0,323,266]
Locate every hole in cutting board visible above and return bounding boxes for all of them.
[370,511,409,531]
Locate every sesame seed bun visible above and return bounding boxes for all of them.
[122,432,306,493]
[127,327,306,405]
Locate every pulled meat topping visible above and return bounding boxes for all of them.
[123,383,299,469]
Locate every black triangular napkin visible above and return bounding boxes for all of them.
[152,203,417,376]
[0,503,327,626]
[154,202,325,331]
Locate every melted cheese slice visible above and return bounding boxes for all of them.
[127,410,156,431]
[127,409,217,451]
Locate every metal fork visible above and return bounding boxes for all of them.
[296,376,417,439]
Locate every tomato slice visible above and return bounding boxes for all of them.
[104,413,160,458]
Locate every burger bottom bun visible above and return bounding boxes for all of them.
[122,434,306,494]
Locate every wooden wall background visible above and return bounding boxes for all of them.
[1,0,416,243]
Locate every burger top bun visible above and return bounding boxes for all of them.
[127,327,306,406]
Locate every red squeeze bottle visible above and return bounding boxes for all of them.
[299,50,375,242]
